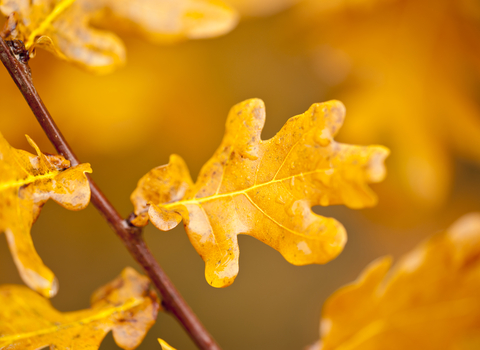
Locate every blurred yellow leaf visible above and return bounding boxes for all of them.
[314,213,480,350]
[224,0,299,17]
[131,99,389,287]
[0,0,238,73]
[0,267,160,349]
[301,0,480,209]
[0,132,91,297]
[158,338,178,350]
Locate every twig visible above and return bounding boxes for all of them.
[0,36,221,350]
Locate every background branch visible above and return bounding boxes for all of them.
[0,37,221,350]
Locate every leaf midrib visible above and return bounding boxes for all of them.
[0,172,58,193]
[0,298,144,344]
[161,168,333,209]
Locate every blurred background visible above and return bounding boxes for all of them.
[1,0,480,349]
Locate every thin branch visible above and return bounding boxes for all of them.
[0,37,221,350]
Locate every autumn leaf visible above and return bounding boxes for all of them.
[0,132,91,297]
[223,0,299,17]
[0,267,160,349]
[158,338,177,350]
[131,99,389,288]
[299,0,480,210]
[0,0,238,73]
[312,213,480,350]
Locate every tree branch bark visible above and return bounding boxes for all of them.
[0,37,221,350]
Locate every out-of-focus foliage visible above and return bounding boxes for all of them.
[310,212,480,350]
[0,132,91,298]
[0,267,160,349]
[131,99,389,288]
[224,0,299,17]
[0,0,238,73]
[299,0,480,211]
[0,0,479,349]
[158,338,178,350]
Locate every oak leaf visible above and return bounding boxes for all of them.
[300,0,480,209]
[313,213,480,350]
[0,132,91,297]
[131,99,389,288]
[0,0,238,73]
[0,267,160,349]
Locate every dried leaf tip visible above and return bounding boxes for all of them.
[131,99,389,288]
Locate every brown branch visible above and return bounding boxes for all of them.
[0,37,221,350]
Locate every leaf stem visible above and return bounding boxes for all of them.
[0,36,221,350]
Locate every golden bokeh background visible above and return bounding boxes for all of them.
[1,1,480,349]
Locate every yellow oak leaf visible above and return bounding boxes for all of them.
[0,132,91,298]
[0,267,160,349]
[312,213,480,350]
[158,338,178,350]
[0,0,238,73]
[131,99,389,288]
[300,0,480,209]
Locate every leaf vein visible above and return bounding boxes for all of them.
[0,298,143,344]
[162,168,333,209]
[243,193,320,240]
